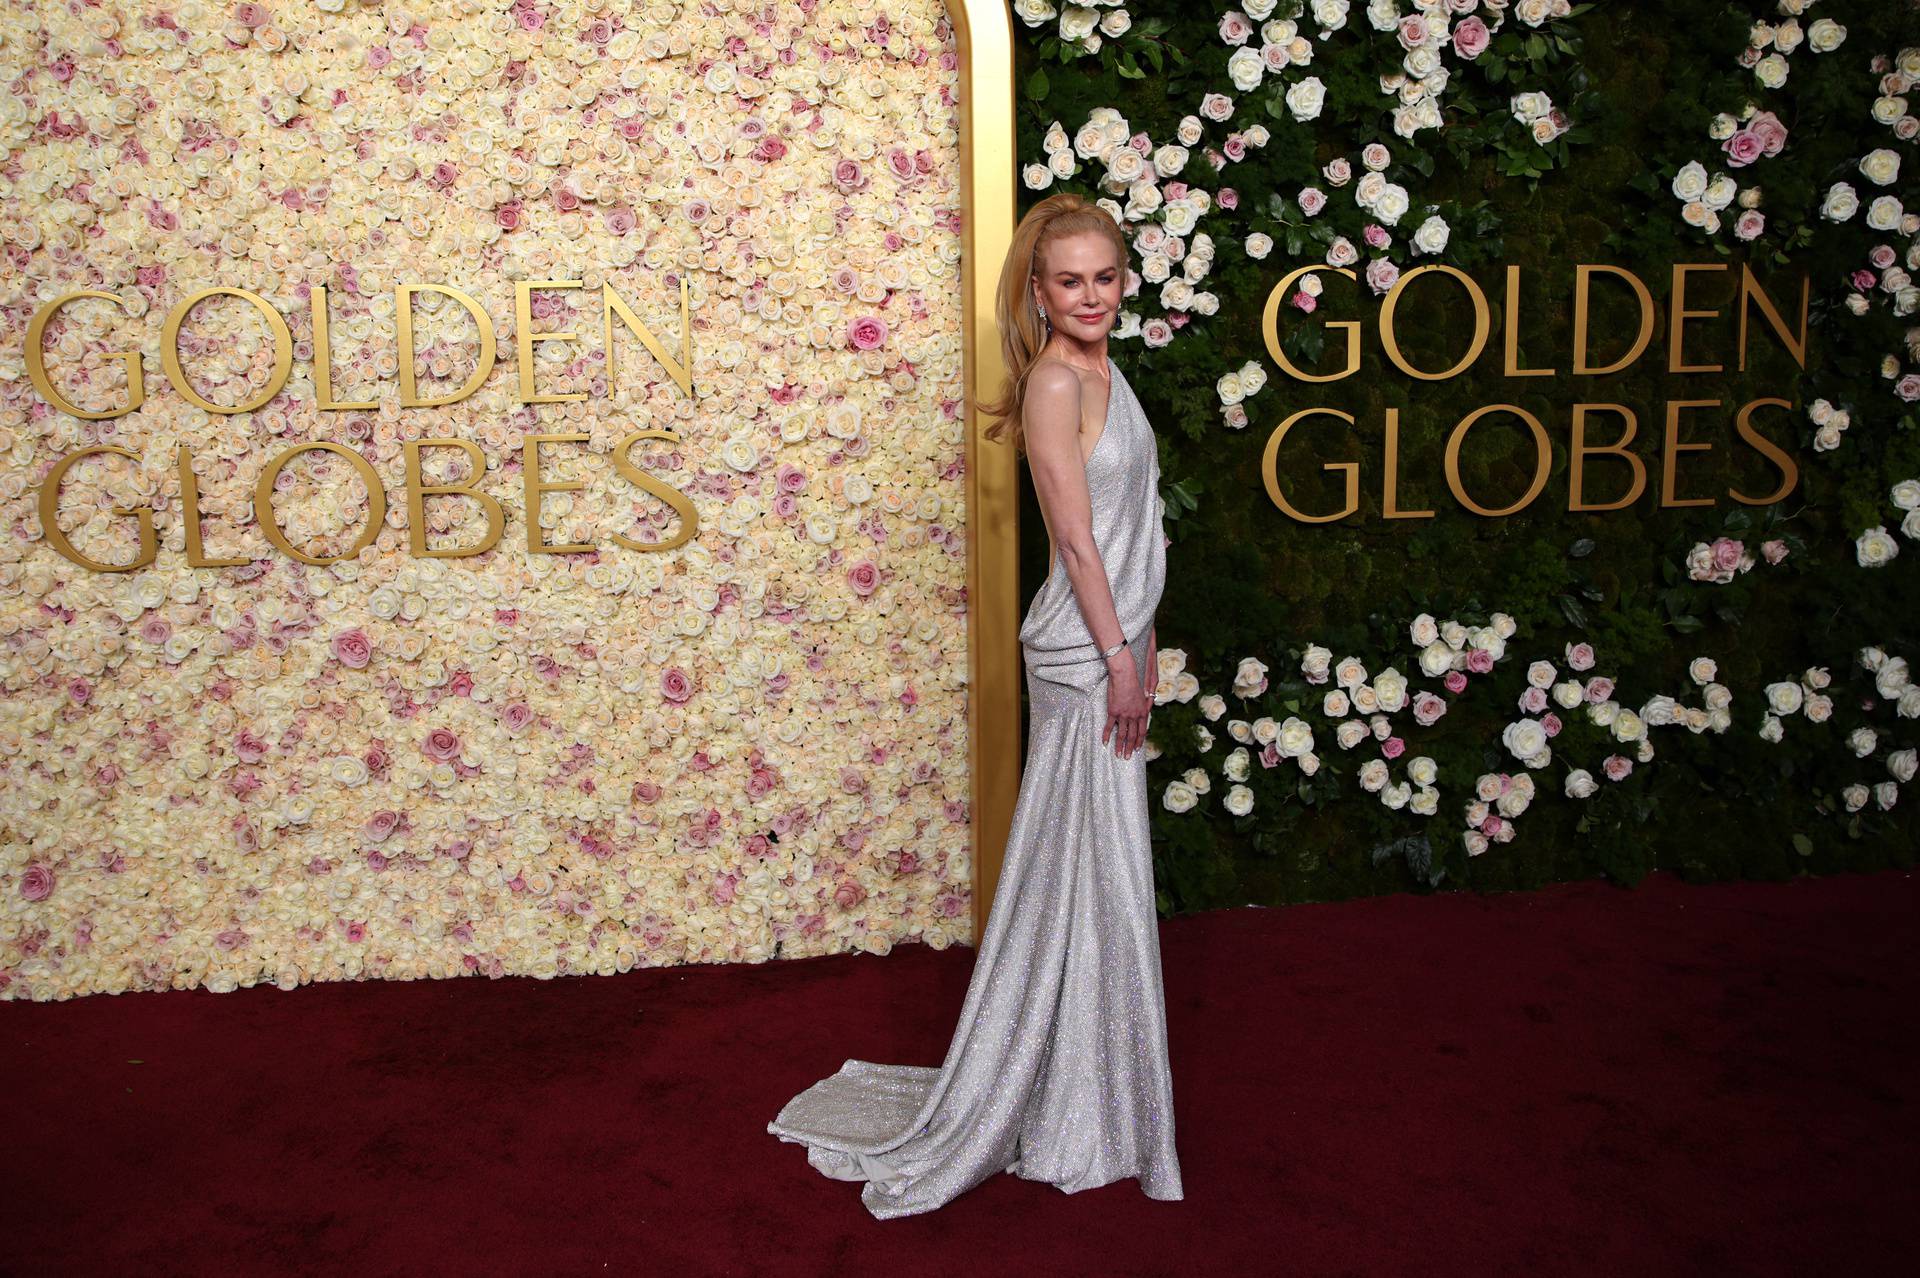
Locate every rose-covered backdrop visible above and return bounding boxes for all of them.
[1,0,977,1000]
[1012,0,1918,909]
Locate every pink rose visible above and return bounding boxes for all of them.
[1722,130,1764,167]
[661,667,694,703]
[1710,536,1747,574]
[1365,257,1400,295]
[139,616,171,645]
[422,728,462,763]
[1413,691,1448,725]
[1381,736,1406,760]
[1584,676,1615,703]
[1290,291,1318,313]
[1520,685,1549,714]
[502,702,533,733]
[1443,670,1468,694]
[364,810,401,842]
[847,315,888,350]
[1299,186,1327,216]
[1734,210,1766,241]
[1602,754,1634,782]
[1896,374,1920,403]
[1761,539,1788,564]
[331,628,373,669]
[20,864,54,901]
[1466,648,1495,674]
[1452,15,1490,58]
[1869,244,1897,269]
[847,560,880,595]
[1540,712,1562,737]
[1363,223,1391,249]
[1747,110,1788,156]
[1565,642,1596,672]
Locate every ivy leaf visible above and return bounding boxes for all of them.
[1792,832,1814,857]
[1568,537,1595,557]
[1558,594,1589,629]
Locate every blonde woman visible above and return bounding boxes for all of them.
[767,193,1182,1219]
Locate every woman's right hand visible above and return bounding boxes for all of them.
[1103,653,1151,760]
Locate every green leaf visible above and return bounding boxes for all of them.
[1791,832,1814,857]
[1026,67,1050,101]
[1568,537,1595,558]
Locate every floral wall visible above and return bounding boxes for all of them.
[1012,0,1918,909]
[0,0,975,1000]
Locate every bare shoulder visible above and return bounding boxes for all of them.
[1026,357,1087,405]
[1023,358,1086,436]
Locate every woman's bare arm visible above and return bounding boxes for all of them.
[1023,362,1129,660]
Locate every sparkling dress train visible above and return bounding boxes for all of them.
[767,356,1183,1219]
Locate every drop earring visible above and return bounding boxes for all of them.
[1036,303,1050,329]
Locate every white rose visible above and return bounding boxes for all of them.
[1764,680,1805,715]
[1162,780,1198,813]
[1286,76,1328,122]
[1806,18,1846,53]
[1224,747,1251,782]
[1670,161,1710,202]
[1410,214,1450,255]
[1820,182,1860,221]
[1887,748,1917,783]
[1228,47,1267,92]
[1502,718,1546,761]
[1301,644,1332,682]
[1855,525,1900,567]
[1373,668,1408,712]
[1860,148,1902,187]
[1224,783,1255,816]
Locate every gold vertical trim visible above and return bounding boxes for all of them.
[948,1,1019,946]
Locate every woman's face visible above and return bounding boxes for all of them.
[1031,232,1122,341]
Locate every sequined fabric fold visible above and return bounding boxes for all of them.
[767,358,1182,1219]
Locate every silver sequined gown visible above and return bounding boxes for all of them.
[767,355,1182,1219]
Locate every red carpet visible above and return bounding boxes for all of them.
[2,869,1913,1276]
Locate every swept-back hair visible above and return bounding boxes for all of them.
[975,193,1129,457]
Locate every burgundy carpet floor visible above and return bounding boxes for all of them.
[2,869,1914,1277]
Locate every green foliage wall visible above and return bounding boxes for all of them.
[1012,0,1920,910]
